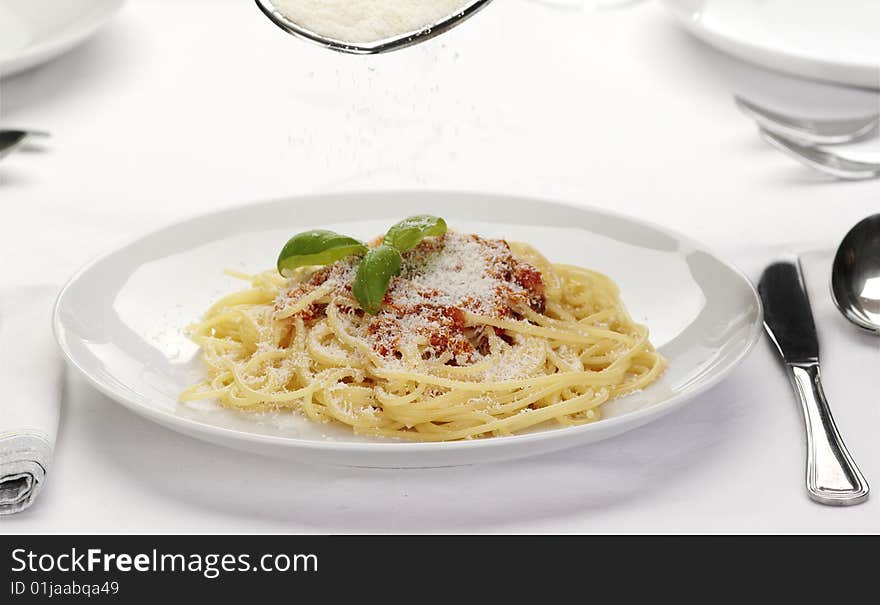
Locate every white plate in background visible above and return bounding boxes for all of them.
[0,0,124,78]
[663,0,880,89]
[54,192,762,467]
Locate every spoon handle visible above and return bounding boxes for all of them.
[787,362,869,505]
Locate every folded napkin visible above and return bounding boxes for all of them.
[0,286,62,515]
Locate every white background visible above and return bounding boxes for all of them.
[2,0,879,532]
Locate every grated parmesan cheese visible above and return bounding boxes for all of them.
[275,231,546,365]
[271,0,472,44]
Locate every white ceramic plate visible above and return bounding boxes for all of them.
[663,0,880,89]
[54,192,762,467]
[0,0,124,78]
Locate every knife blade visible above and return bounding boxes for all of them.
[757,258,819,364]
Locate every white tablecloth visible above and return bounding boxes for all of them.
[2,0,879,533]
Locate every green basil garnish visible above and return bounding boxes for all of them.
[352,244,402,315]
[383,215,447,253]
[277,230,368,277]
[276,216,448,314]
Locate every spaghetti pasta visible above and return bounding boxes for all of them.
[180,230,666,441]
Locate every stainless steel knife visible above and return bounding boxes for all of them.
[758,257,868,505]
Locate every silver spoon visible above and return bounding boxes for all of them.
[831,214,880,334]
[255,0,493,55]
[0,130,49,163]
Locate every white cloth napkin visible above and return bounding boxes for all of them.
[0,286,62,515]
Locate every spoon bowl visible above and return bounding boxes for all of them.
[831,214,880,334]
[255,0,493,55]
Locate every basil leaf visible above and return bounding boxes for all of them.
[384,215,447,253]
[277,230,367,277]
[352,244,402,315]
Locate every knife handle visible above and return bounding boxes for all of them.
[787,363,869,506]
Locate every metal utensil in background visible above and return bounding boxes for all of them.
[760,130,880,180]
[736,96,879,146]
[0,130,50,163]
[832,214,880,335]
[255,0,494,55]
[758,258,869,506]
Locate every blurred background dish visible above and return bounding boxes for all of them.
[0,0,124,78]
[662,0,880,89]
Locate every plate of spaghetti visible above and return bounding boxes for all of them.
[54,192,762,467]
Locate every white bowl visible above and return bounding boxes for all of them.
[0,0,124,78]
[663,0,880,89]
